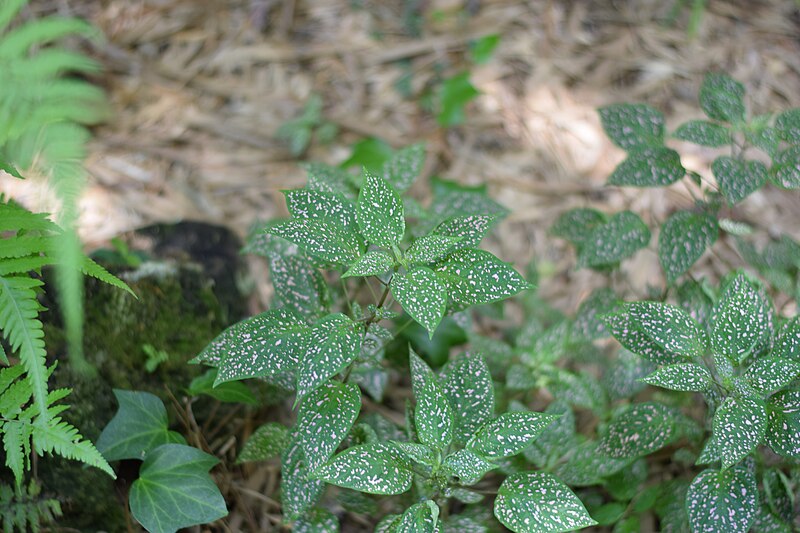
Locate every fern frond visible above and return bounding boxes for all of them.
[0,236,54,259]
[32,417,115,478]
[81,256,137,297]
[0,18,99,58]
[1,420,29,486]
[0,364,25,394]
[0,202,60,233]
[0,375,33,417]
[8,49,102,79]
[0,257,51,277]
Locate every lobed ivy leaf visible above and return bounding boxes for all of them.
[467,411,558,459]
[392,267,447,336]
[608,146,685,187]
[269,218,362,265]
[433,214,497,250]
[297,381,361,471]
[409,349,454,450]
[441,352,495,445]
[598,402,675,459]
[382,143,425,192]
[281,431,325,519]
[236,422,290,463]
[658,210,718,283]
[744,358,800,394]
[357,172,405,247]
[598,103,665,150]
[712,156,768,205]
[442,448,495,486]
[576,211,650,268]
[405,234,462,265]
[294,507,339,533]
[603,311,683,365]
[627,301,707,359]
[686,467,757,533]
[712,395,767,469]
[775,108,800,143]
[673,120,730,147]
[494,472,597,533]
[699,73,746,124]
[313,442,412,495]
[433,248,531,306]
[343,250,395,278]
[770,145,800,189]
[268,254,330,318]
[711,272,774,364]
[643,363,712,392]
[765,389,800,458]
[396,501,439,533]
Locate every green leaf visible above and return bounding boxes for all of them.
[699,73,746,123]
[604,311,682,365]
[129,444,227,533]
[313,442,412,495]
[433,214,497,250]
[467,412,558,459]
[281,431,325,519]
[409,349,454,450]
[0,160,22,179]
[494,472,597,533]
[744,358,800,394]
[285,188,357,230]
[343,250,395,278]
[550,208,607,245]
[775,108,800,143]
[441,352,495,445]
[773,317,800,362]
[554,440,631,486]
[296,313,362,403]
[627,301,707,358]
[187,368,258,405]
[357,172,405,247]
[390,441,437,467]
[598,402,675,459]
[341,137,394,172]
[765,390,800,458]
[572,288,620,342]
[659,210,718,283]
[268,254,330,318]
[382,143,425,192]
[712,156,768,204]
[96,390,185,462]
[576,211,650,268]
[608,146,685,187]
[442,448,495,485]
[686,467,757,533]
[770,145,800,189]
[673,120,730,147]
[643,363,712,392]
[746,125,779,158]
[269,218,361,265]
[469,34,501,64]
[304,162,357,199]
[406,234,462,265]
[236,422,290,463]
[433,248,531,306]
[437,72,480,127]
[294,507,339,533]
[711,272,774,364]
[524,401,577,469]
[598,103,665,150]
[396,501,439,533]
[713,395,767,469]
[392,267,447,336]
[297,381,361,471]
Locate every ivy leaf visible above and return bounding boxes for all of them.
[713,396,767,469]
[744,358,800,394]
[284,188,358,230]
[658,210,718,283]
[467,412,558,459]
[294,507,339,533]
[281,432,325,519]
[129,444,227,533]
[598,402,675,459]
[267,254,329,319]
[313,442,412,495]
[236,422,290,463]
[296,313,362,403]
[608,146,685,187]
[775,108,800,143]
[96,390,185,462]
[396,501,439,533]
[643,363,712,392]
[441,352,495,445]
[269,219,361,265]
[766,390,800,458]
[433,248,531,306]
[686,467,757,533]
[433,214,497,250]
[409,350,454,450]
[712,156,768,205]
[442,448,495,485]
[357,171,405,247]
[576,211,650,268]
[297,381,361,471]
[494,472,597,533]
[392,267,447,336]
[627,301,707,358]
[343,250,395,278]
[711,272,774,364]
[699,73,746,124]
[598,103,665,150]
[603,311,682,365]
[770,146,800,189]
[406,234,462,265]
[437,72,480,127]
[550,208,607,245]
[673,120,730,147]
[382,143,425,192]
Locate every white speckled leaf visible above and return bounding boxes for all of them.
[409,350,454,450]
[467,412,558,459]
[673,120,730,147]
[576,211,651,268]
[628,301,707,358]
[699,73,746,123]
[744,358,800,394]
[285,188,358,229]
[550,208,607,245]
[389,441,437,467]
[765,390,800,458]
[297,381,361,471]
[313,442,412,495]
[304,162,358,200]
[712,156,768,205]
[711,272,774,364]
[268,254,329,318]
[685,467,757,533]
[599,103,665,150]
[773,317,800,361]
[603,311,682,365]
[357,172,405,247]
[712,396,767,469]
[433,248,531,306]
[775,108,800,142]
[441,352,495,445]
[643,363,712,392]
[598,402,676,459]
[343,250,395,278]
[236,422,289,463]
[771,146,800,189]
[608,146,685,187]
[433,214,497,250]
[296,313,362,404]
[392,267,446,337]
[396,500,439,533]
[442,448,495,485]
[269,218,361,265]
[494,472,597,533]
[294,507,339,533]
[658,210,718,283]
[382,143,425,192]
[572,288,619,342]
[554,440,631,486]
[406,234,462,265]
[281,431,326,520]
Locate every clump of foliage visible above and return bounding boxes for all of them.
[0,479,61,532]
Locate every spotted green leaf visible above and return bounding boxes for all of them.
[766,390,800,458]
[686,467,757,533]
[524,401,577,469]
[269,218,362,265]
[576,211,650,268]
[297,381,361,471]
[627,301,707,359]
[343,250,395,278]
[746,125,780,158]
[441,352,495,445]
[467,412,558,459]
[744,358,800,394]
[713,396,767,469]
[598,402,676,459]
[773,317,800,361]
[409,350,454,450]
[357,172,405,247]
[313,442,412,495]
[572,288,619,342]
[296,313,362,403]
[775,108,800,142]
[442,449,494,485]
[554,440,631,486]
[396,501,439,533]
[236,423,290,463]
[674,120,730,147]
[643,363,712,392]
[770,146,800,189]
[659,210,718,283]
[282,431,325,519]
[268,254,329,318]
[406,234,462,265]
[494,472,597,533]
[699,73,746,123]
[392,267,446,336]
[550,208,607,245]
[599,103,665,150]
[382,143,425,192]
[603,311,682,365]
[433,248,531,306]
[285,188,357,229]
[294,507,339,533]
[390,441,437,467]
[608,146,685,187]
[433,214,497,250]
[712,156,768,205]
[304,162,357,200]
[711,272,774,364]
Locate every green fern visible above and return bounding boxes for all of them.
[0,479,62,533]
